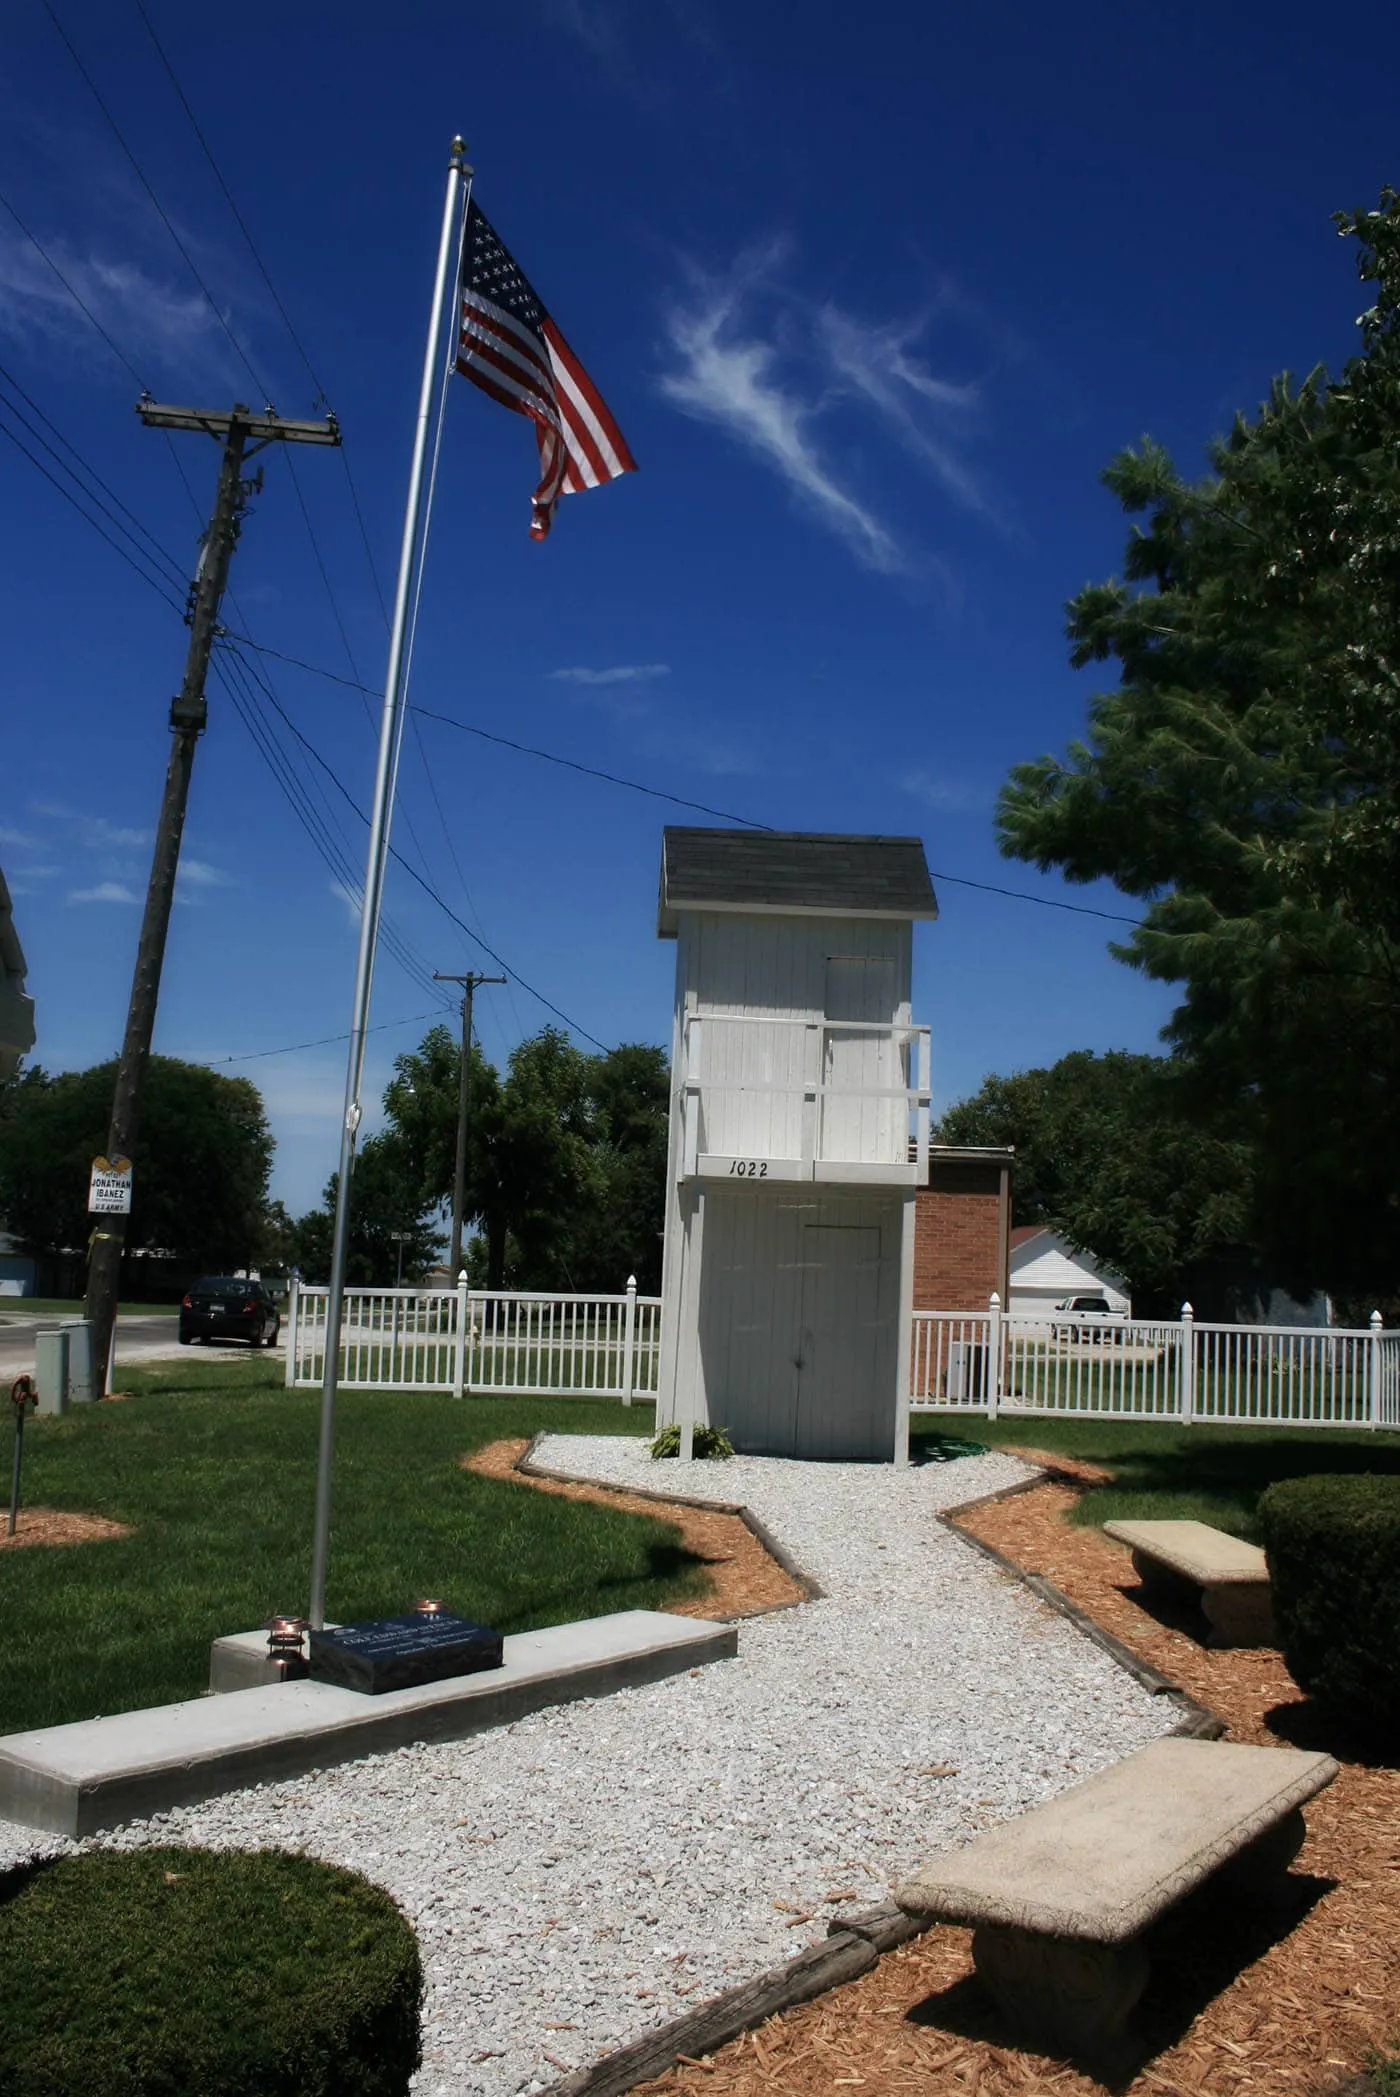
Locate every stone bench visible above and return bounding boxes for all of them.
[895,1737,1336,2055]
[1103,1518,1276,1647]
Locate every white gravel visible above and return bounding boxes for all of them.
[0,1437,1177,2094]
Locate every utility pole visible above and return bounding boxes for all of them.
[433,971,505,1278]
[85,400,339,1395]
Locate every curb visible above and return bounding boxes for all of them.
[545,1903,926,2097]
[518,1435,827,1603]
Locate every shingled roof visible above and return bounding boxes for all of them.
[658,828,938,935]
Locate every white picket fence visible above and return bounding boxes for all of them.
[285,1276,662,1402]
[911,1298,1400,1430]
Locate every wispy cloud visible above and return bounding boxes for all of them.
[658,245,1002,573]
[180,859,230,889]
[900,768,984,814]
[0,226,236,383]
[549,664,672,687]
[0,825,36,849]
[33,806,152,853]
[85,818,151,852]
[660,247,900,572]
[818,306,1001,528]
[639,723,764,780]
[68,881,139,905]
[329,879,362,929]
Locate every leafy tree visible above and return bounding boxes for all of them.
[0,1057,273,1274]
[997,192,1400,1297]
[556,1043,669,1292]
[940,1051,1256,1311]
[292,1132,442,1286]
[381,1026,669,1291]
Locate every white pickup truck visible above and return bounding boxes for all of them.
[1052,1293,1130,1340]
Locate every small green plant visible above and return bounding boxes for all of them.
[0,1846,422,2097]
[1259,1473,1400,1729]
[650,1421,735,1459]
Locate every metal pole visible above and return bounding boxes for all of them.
[8,1408,22,1539]
[308,136,470,1629]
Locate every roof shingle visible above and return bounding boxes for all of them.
[658,828,938,934]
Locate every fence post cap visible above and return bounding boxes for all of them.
[457,1269,468,1286]
[627,1274,637,1291]
[1181,1301,1194,1319]
[1372,1309,1385,1331]
[989,1290,1001,1310]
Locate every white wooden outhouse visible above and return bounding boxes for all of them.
[654,829,937,1463]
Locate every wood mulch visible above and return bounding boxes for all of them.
[0,1506,133,1549]
[462,1440,807,1619]
[618,1465,1400,2097]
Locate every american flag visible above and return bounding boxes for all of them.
[456,199,637,541]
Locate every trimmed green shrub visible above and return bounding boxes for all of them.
[0,1846,421,2097]
[650,1422,734,1459]
[1259,1473,1400,1728]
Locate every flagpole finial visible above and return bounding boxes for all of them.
[450,134,468,164]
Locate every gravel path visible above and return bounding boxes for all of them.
[0,1438,1177,2095]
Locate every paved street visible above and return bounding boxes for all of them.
[0,1312,190,1383]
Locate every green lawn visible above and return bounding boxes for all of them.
[0,1353,686,1736]
[921,1412,1400,1540]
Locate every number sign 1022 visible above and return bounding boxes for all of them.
[729,1158,769,1178]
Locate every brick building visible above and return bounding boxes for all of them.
[913,1144,1012,1311]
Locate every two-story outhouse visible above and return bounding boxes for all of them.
[654,829,937,1463]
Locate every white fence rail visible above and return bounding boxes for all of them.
[286,1277,662,1401]
[910,1299,1400,1430]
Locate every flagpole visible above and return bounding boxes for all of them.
[308,134,471,1630]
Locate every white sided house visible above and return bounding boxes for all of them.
[654,829,937,1463]
[1008,1226,1131,1316]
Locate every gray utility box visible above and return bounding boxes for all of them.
[61,1320,95,1404]
[33,1329,68,1415]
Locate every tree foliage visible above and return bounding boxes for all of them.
[292,1133,443,1287]
[997,192,1400,1295]
[377,1025,668,1292]
[0,1057,274,1272]
[940,1051,1255,1311]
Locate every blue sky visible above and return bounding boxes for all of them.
[1,0,1391,1220]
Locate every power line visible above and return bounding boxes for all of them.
[130,0,324,400]
[42,0,271,401]
[200,1009,442,1066]
[0,183,149,390]
[229,635,1148,928]
[0,347,583,1029]
[222,640,610,1049]
[213,650,452,1008]
[130,0,394,633]
[0,403,185,612]
[0,354,188,593]
[413,703,774,830]
[925,869,1142,926]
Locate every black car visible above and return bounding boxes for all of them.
[179,1277,281,1348]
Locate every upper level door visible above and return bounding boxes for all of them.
[822,955,901,1163]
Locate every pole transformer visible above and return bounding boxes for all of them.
[84,401,339,1395]
[433,971,505,1278]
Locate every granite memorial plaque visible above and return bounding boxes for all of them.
[308,1612,504,1695]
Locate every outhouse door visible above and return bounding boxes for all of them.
[794,1222,890,1459]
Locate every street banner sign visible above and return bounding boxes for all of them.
[88,1155,133,1215]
